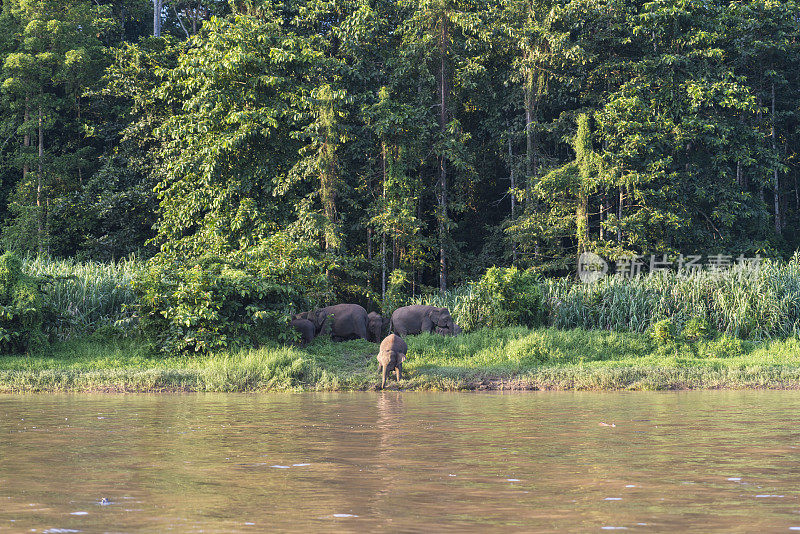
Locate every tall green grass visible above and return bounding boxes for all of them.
[23,255,142,339]
[544,255,800,340]
[412,285,487,331]
[414,253,800,341]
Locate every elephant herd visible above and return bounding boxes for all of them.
[290,303,462,345]
[291,303,463,388]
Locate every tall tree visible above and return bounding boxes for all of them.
[399,0,482,292]
[151,14,322,257]
[2,0,110,254]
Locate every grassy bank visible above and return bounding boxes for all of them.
[2,327,800,392]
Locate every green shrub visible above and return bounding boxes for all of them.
[473,266,544,329]
[650,319,677,345]
[384,269,410,315]
[682,316,714,342]
[701,335,746,358]
[0,252,47,353]
[411,267,544,331]
[135,235,331,354]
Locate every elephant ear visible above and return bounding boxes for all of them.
[398,353,406,363]
[429,308,441,325]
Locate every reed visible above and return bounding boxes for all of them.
[543,254,800,340]
[414,253,800,340]
[23,255,142,339]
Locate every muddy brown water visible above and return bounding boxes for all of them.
[1,391,800,532]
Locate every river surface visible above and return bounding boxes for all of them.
[1,392,800,532]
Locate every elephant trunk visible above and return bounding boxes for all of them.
[381,364,388,389]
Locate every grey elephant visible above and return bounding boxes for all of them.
[290,316,315,345]
[297,304,369,341]
[390,305,461,337]
[377,334,407,389]
[435,323,463,336]
[367,312,390,343]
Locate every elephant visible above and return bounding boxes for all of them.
[298,304,369,341]
[377,334,407,389]
[390,305,460,337]
[290,317,315,345]
[435,323,463,336]
[367,312,390,343]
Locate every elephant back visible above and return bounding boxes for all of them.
[315,303,369,340]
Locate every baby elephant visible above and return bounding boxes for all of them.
[377,334,407,389]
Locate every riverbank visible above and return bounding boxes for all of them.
[1,327,800,392]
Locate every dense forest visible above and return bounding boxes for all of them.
[1,0,799,303]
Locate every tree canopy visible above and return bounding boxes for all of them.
[0,0,797,300]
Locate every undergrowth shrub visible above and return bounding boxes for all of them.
[0,252,47,353]
[650,318,677,345]
[682,317,714,341]
[473,267,544,328]
[135,236,330,354]
[412,267,544,331]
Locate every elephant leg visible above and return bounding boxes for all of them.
[395,364,401,382]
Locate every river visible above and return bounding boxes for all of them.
[1,391,799,532]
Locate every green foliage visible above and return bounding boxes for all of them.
[153,14,322,257]
[544,256,800,340]
[472,266,544,328]
[0,252,45,353]
[412,266,543,331]
[23,255,141,339]
[2,0,800,346]
[383,268,410,315]
[1,0,113,255]
[682,317,715,342]
[135,234,331,354]
[650,319,677,346]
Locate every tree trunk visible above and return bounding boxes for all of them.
[601,195,610,241]
[153,0,162,37]
[393,232,398,271]
[437,16,448,293]
[524,67,540,260]
[37,102,44,255]
[617,187,623,243]
[381,142,387,300]
[736,160,742,189]
[525,89,532,184]
[508,126,516,265]
[23,98,29,184]
[577,189,588,254]
[772,82,780,234]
